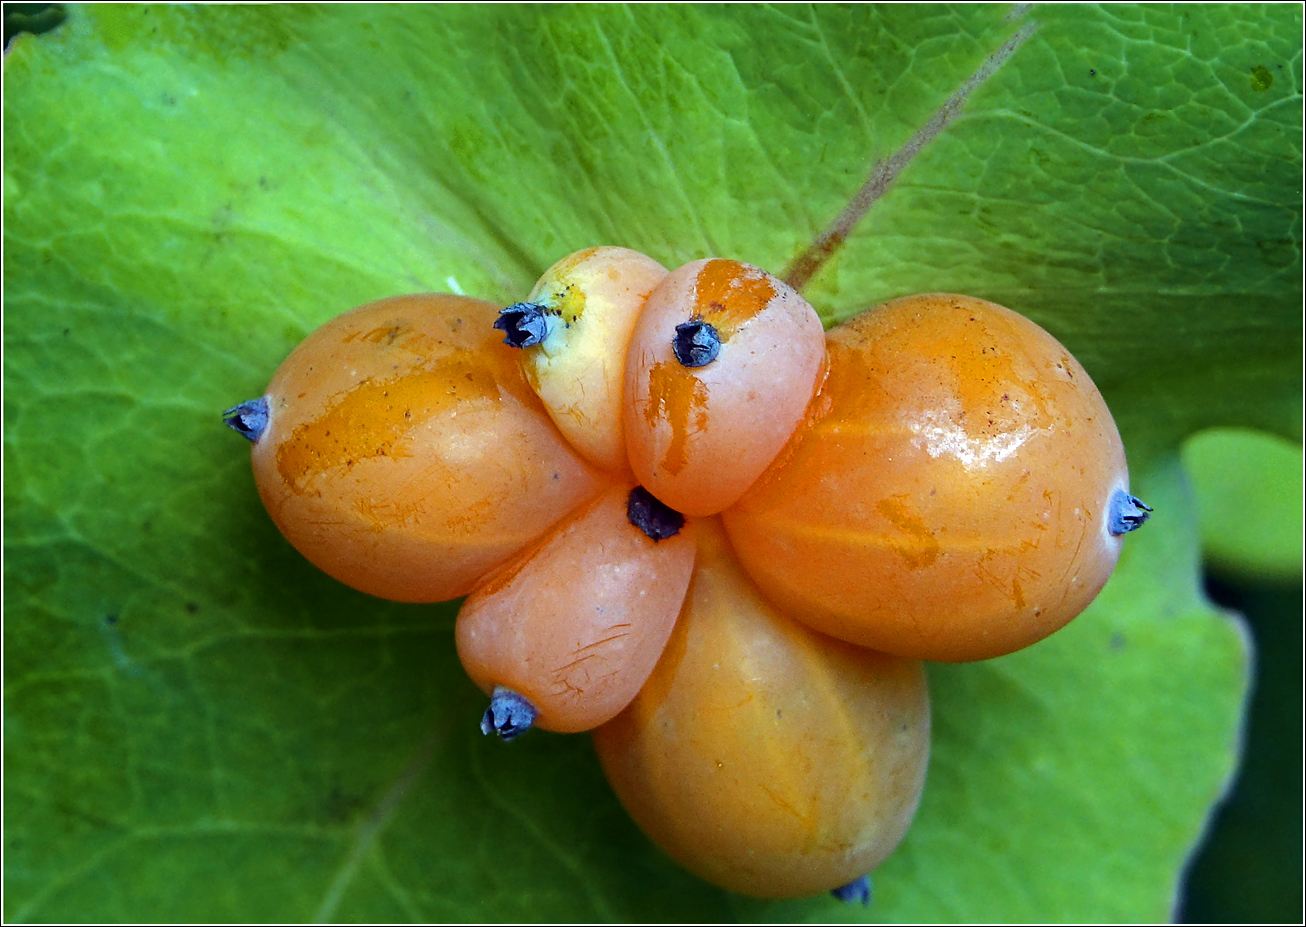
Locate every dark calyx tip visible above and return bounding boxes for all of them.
[627,486,685,542]
[494,302,550,348]
[1108,490,1153,536]
[672,319,721,368]
[222,397,269,443]
[831,874,872,906]
[479,686,538,741]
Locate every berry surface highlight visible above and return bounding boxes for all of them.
[246,293,606,603]
[724,292,1138,662]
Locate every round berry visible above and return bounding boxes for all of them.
[456,482,695,735]
[497,247,669,474]
[723,293,1145,662]
[623,259,827,517]
[592,519,930,899]
[240,293,606,603]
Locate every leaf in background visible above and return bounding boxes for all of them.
[1181,428,1303,582]
[4,3,1299,922]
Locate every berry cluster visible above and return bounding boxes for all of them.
[225,247,1149,903]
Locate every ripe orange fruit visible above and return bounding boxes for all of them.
[497,247,669,474]
[231,293,606,602]
[623,259,826,516]
[724,293,1147,661]
[456,483,695,735]
[593,519,930,899]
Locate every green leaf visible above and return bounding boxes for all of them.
[1182,428,1304,581]
[4,4,1298,921]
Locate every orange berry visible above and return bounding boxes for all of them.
[496,247,669,474]
[456,483,695,735]
[623,259,826,516]
[230,293,606,603]
[593,519,930,899]
[723,293,1148,662]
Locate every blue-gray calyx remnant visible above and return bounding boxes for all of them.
[223,397,269,443]
[831,874,872,906]
[495,302,551,348]
[672,320,721,367]
[1108,490,1153,536]
[627,486,684,542]
[481,686,539,741]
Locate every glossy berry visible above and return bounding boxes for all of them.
[623,259,827,517]
[593,519,930,900]
[499,247,669,474]
[240,293,606,603]
[456,482,695,734]
[724,293,1144,662]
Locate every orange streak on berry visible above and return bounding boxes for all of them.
[875,496,942,569]
[275,352,496,495]
[624,259,825,516]
[594,519,929,898]
[693,259,776,341]
[251,293,606,603]
[644,360,709,477]
[724,293,1130,662]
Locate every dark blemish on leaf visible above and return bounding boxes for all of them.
[672,320,721,367]
[223,397,270,443]
[62,327,70,335]
[494,302,550,348]
[323,785,368,824]
[185,602,199,615]
[1109,631,1126,651]
[627,487,685,542]
[104,614,119,626]
[258,176,268,189]
[1251,65,1274,92]
[1108,491,1152,536]
[1256,237,1296,266]
[1089,69,1096,77]
[480,686,538,741]
[831,874,872,906]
